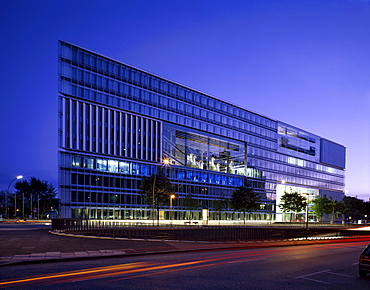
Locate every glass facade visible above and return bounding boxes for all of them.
[58,41,346,221]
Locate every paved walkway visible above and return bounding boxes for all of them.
[1,221,368,266]
[0,222,244,266]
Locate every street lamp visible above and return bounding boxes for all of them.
[170,194,175,222]
[152,173,157,225]
[276,179,287,223]
[302,193,309,239]
[7,175,23,219]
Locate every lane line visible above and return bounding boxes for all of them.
[327,271,353,277]
[300,277,331,285]
[295,269,330,279]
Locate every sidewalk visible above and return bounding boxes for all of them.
[1,222,368,266]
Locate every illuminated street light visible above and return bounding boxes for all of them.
[6,175,23,219]
[152,174,157,225]
[302,192,309,239]
[170,194,175,222]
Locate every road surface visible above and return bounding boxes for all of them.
[1,240,369,289]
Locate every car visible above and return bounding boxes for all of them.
[359,244,370,277]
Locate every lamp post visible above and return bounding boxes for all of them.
[276,179,286,223]
[170,194,175,222]
[302,193,309,239]
[152,173,157,226]
[22,191,25,219]
[6,175,23,219]
[37,194,40,220]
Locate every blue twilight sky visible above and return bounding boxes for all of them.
[0,0,369,200]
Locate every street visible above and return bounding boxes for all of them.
[1,240,369,289]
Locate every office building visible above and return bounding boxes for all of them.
[58,41,345,222]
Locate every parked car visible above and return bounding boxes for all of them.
[359,244,370,277]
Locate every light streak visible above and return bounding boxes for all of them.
[2,240,368,287]
[59,259,214,284]
[0,248,310,287]
[1,252,270,287]
[0,262,146,286]
[0,259,217,287]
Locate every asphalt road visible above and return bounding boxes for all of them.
[1,240,369,289]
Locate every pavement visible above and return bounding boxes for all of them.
[1,221,369,266]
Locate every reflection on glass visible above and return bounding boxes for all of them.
[164,129,246,176]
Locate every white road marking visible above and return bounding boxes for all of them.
[327,271,353,277]
[295,269,354,285]
[300,277,331,285]
[295,269,330,279]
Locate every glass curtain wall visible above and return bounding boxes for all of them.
[58,41,345,221]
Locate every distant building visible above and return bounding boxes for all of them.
[58,40,345,221]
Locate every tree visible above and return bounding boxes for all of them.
[0,190,7,217]
[311,195,332,222]
[13,177,58,219]
[212,198,229,222]
[183,193,201,220]
[139,171,174,222]
[278,190,306,223]
[363,200,370,222]
[338,196,367,222]
[329,197,343,223]
[230,185,260,224]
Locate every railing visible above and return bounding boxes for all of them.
[51,219,370,242]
